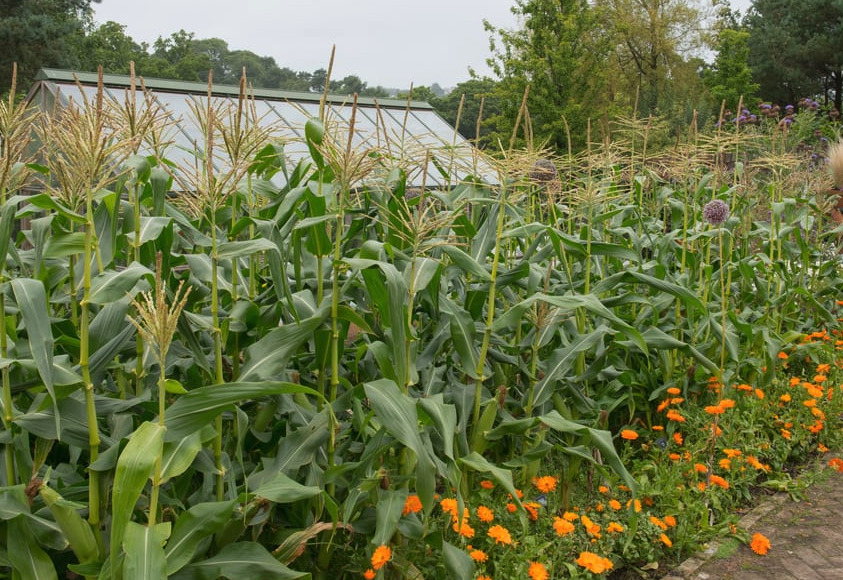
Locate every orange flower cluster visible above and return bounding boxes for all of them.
[371,545,391,570]
[829,457,843,473]
[750,532,771,555]
[532,475,557,493]
[575,551,613,574]
[528,561,549,580]
[620,429,639,440]
[488,524,513,545]
[403,494,422,515]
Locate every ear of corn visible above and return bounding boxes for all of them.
[39,485,101,565]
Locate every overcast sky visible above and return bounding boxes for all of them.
[92,0,753,90]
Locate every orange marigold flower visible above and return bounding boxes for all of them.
[815,374,827,383]
[488,525,512,545]
[506,503,517,513]
[667,387,681,395]
[790,377,801,387]
[479,479,494,490]
[666,410,686,423]
[694,463,708,473]
[736,383,753,392]
[403,494,423,515]
[669,453,681,461]
[657,399,671,412]
[750,532,771,555]
[452,520,475,538]
[627,499,642,513]
[528,562,549,580]
[469,549,488,562]
[673,432,684,445]
[754,389,765,399]
[609,499,622,510]
[803,398,817,407]
[652,425,664,431]
[781,429,791,440]
[598,485,609,494]
[819,443,829,453]
[524,502,540,521]
[476,505,494,523]
[720,398,736,408]
[670,397,685,404]
[363,569,376,580]
[532,475,557,493]
[705,405,725,415]
[663,515,677,527]
[553,516,576,536]
[710,475,729,489]
[780,393,792,403]
[607,522,625,533]
[581,515,601,537]
[829,458,843,473]
[659,533,673,547]
[562,511,580,521]
[371,545,392,570]
[719,458,732,470]
[440,498,458,517]
[817,363,831,373]
[723,448,742,458]
[697,482,707,491]
[575,551,613,574]
[650,516,668,530]
[477,576,492,580]
[777,351,789,360]
[620,429,639,440]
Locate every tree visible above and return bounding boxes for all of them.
[74,21,147,75]
[746,0,843,112]
[702,29,759,112]
[0,0,100,90]
[484,0,615,150]
[595,0,712,116]
[428,78,502,147]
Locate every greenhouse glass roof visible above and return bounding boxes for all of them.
[27,69,488,188]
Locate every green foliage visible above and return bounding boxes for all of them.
[2,70,843,580]
[703,29,759,111]
[747,0,843,111]
[0,0,98,88]
[484,0,613,150]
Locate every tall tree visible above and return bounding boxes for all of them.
[74,21,148,75]
[703,28,759,112]
[0,0,99,90]
[596,0,711,115]
[484,0,614,151]
[746,0,843,112]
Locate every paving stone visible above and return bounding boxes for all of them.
[661,460,843,580]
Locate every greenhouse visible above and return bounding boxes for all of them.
[26,68,484,188]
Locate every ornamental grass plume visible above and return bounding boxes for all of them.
[703,199,730,225]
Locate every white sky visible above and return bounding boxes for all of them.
[92,0,520,90]
[92,0,754,90]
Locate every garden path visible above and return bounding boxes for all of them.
[663,460,843,580]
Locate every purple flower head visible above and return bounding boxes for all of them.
[703,199,729,226]
[786,104,794,110]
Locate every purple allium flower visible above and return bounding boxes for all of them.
[703,199,729,225]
